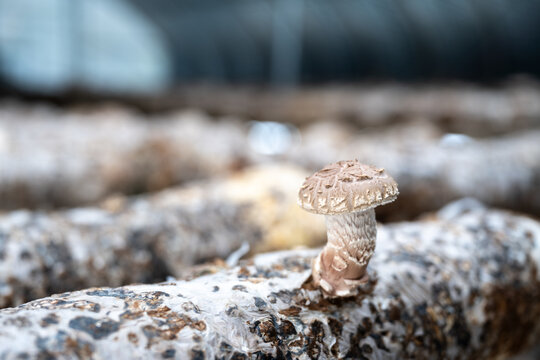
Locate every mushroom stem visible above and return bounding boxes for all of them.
[313,208,376,296]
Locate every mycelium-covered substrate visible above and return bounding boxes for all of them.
[0,165,325,308]
[0,200,539,359]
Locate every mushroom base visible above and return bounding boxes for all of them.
[313,209,377,297]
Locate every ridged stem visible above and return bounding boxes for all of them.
[313,209,376,296]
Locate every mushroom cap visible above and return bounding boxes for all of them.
[298,160,399,215]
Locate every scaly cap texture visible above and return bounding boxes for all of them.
[298,160,398,215]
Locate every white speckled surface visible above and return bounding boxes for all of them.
[0,201,539,359]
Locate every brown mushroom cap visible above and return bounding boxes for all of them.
[298,160,399,215]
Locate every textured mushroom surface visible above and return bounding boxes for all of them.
[299,159,399,296]
[298,160,398,215]
[1,201,539,359]
[292,126,540,221]
[0,165,325,308]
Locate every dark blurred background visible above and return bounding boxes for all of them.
[1,0,540,217]
[2,0,540,95]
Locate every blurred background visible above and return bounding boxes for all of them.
[1,0,540,211]
[2,0,540,93]
[1,2,540,355]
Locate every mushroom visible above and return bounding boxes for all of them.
[298,160,398,297]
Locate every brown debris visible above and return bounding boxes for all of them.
[278,306,302,317]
